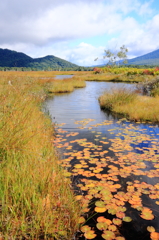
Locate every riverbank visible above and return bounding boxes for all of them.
[0,71,82,239]
[99,87,159,122]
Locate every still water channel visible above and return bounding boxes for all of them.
[45,78,159,240]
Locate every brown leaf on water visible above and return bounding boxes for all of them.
[150,232,159,240]
[94,206,107,213]
[140,208,154,220]
[147,226,155,233]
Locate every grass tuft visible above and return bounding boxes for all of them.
[99,87,159,122]
[99,87,137,111]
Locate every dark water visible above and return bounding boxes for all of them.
[45,81,159,240]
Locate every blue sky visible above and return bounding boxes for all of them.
[0,0,159,66]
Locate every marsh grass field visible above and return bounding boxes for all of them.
[0,71,84,239]
[1,70,159,240]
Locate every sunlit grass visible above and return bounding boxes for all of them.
[0,72,81,239]
[99,88,137,111]
[99,87,159,122]
[74,72,155,83]
[48,79,75,93]
[48,76,86,93]
[114,95,159,122]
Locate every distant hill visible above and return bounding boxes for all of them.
[127,49,159,66]
[0,48,78,69]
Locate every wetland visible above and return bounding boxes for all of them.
[46,79,159,240]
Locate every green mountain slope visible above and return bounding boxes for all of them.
[0,48,78,69]
[128,49,159,65]
[0,48,32,67]
[29,55,78,69]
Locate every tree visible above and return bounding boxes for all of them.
[117,45,128,65]
[103,45,128,66]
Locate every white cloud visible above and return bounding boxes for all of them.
[106,12,159,58]
[45,42,105,66]
[138,0,154,16]
[0,0,142,45]
[0,0,159,65]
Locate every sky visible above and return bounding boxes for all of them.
[0,0,159,66]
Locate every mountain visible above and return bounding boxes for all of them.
[0,48,32,67]
[127,49,159,65]
[0,48,78,69]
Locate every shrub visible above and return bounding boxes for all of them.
[93,67,102,74]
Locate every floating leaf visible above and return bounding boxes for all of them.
[96,222,108,230]
[140,208,154,220]
[116,211,125,219]
[108,208,117,215]
[123,216,132,222]
[95,201,106,208]
[112,218,122,226]
[150,232,159,240]
[97,216,107,223]
[95,206,107,213]
[116,237,125,240]
[102,230,115,240]
[81,225,90,232]
[147,226,155,233]
[108,224,117,231]
[84,230,97,239]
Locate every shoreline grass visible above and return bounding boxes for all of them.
[99,87,159,123]
[48,76,86,93]
[82,73,156,83]
[0,72,82,239]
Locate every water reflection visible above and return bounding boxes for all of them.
[46,81,135,129]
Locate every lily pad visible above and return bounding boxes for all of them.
[96,222,108,231]
[95,206,107,213]
[123,216,132,222]
[140,208,154,220]
[95,201,106,208]
[102,230,115,240]
[84,230,97,239]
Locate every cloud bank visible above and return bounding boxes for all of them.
[0,0,159,66]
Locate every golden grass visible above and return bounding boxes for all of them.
[114,95,159,122]
[48,76,86,93]
[0,72,81,239]
[48,79,75,93]
[99,88,159,122]
[83,73,155,83]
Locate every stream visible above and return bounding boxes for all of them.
[45,78,159,240]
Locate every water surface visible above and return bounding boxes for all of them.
[45,81,159,240]
[46,81,134,129]
[54,74,74,80]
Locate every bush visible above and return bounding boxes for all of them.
[93,67,102,74]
